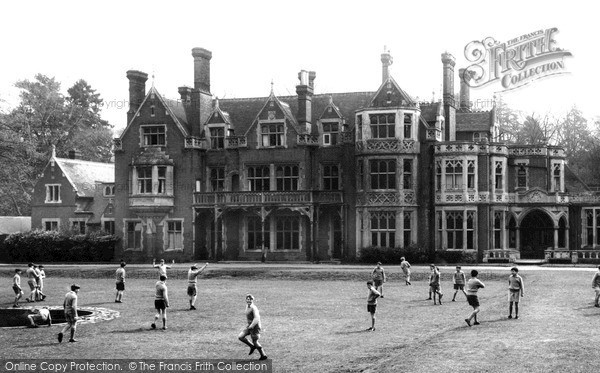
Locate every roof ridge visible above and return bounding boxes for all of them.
[55,157,114,166]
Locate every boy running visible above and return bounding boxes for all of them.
[115,262,126,303]
[451,266,467,301]
[152,275,169,330]
[238,294,268,360]
[400,257,411,285]
[371,262,386,298]
[465,270,485,327]
[187,263,208,310]
[12,269,23,307]
[366,280,381,331]
[25,263,38,302]
[37,265,46,296]
[508,267,525,319]
[592,266,600,307]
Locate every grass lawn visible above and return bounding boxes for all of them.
[0,264,599,373]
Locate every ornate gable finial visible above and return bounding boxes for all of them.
[270,79,274,96]
[328,94,333,105]
[51,144,56,158]
[215,96,220,110]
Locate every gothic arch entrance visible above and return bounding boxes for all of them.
[520,210,554,259]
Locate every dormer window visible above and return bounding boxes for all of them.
[369,114,395,139]
[261,123,284,147]
[142,125,166,146]
[210,127,225,149]
[322,122,339,146]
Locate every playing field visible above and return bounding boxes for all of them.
[0,264,598,373]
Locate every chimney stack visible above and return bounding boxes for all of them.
[441,53,456,141]
[459,68,473,111]
[296,70,314,133]
[126,70,148,123]
[68,150,81,160]
[192,47,212,93]
[178,86,192,103]
[381,47,393,83]
[441,52,456,108]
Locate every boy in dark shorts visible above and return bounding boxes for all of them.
[115,262,126,303]
[366,280,381,331]
[508,267,524,319]
[187,263,208,310]
[465,270,485,327]
[152,275,169,330]
[429,265,443,305]
[59,284,80,342]
[238,294,268,360]
[592,265,600,307]
[371,262,386,298]
[451,266,467,301]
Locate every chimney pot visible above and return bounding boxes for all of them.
[459,68,472,111]
[381,49,393,83]
[126,70,148,122]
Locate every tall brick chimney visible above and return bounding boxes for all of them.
[192,48,212,93]
[441,53,456,141]
[190,48,213,136]
[296,70,314,133]
[126,70,148,123]
[459,68,473,111]
[381,47,393,83]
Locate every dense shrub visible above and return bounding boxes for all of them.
[4,230,119,262]
[434,250,478,264]
[358,245,430,264]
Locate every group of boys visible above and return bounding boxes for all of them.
[145,259,267,360]
[368,261,530,330]
[12,263,47,307]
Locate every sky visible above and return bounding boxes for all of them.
[0,0,597,134]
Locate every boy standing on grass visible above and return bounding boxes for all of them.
[451,266,467,301]
[153,259,174,279]
[366,280,381,331]
[12,269,23,307]
[508,267,525,319]
[465,270,485,327]
[115,262,126,303]
[371,262,386,298]
[26,263,38,302]
[187,263,208,310]
[429,265,443,305]
[152,275,169,330]
[592,265,600,307]
[426,265,434,300]
[238,294,268,360]
[400,257,411,285]
[58,284,80,343]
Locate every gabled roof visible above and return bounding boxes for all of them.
[369,77,415,108]
[53,157,114,198]
[456,111,494,131]
[319,96,344,120]
[219,91,374,135]
[119,86,189,140]
[565,164,591,193]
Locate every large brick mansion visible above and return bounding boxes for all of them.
[31,47,600,263]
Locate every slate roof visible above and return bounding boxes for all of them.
[565,164,591,193]
[218,92,374,135]
[456,111,494,131]
[54,157,114,198]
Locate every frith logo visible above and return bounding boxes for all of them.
[463,28,572,91]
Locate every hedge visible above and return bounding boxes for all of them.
[358,245,431,264]
[3,230,119,262]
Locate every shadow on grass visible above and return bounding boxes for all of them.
[110,327,152,334]
[335,328,377,335]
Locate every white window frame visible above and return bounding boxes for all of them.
[69,218,87,235]
[45,184,61,203]
[124,220,143,251]
[165,219,184,251]
[259,120,285,148]
[42,218,60,231]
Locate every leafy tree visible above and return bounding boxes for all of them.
[0,75,113,216]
